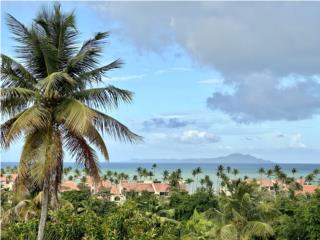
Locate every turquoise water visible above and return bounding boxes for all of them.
[2,162,319,182]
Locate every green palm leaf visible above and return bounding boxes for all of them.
[72,85,133,109]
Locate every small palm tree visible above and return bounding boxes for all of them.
[132,175,138,181]
[151,163,157,177]
[267,169,273,190]
[217,165,225,193]
[1,4,140,239]
[291,168,297,178]
[162,170,169,182]
[232,168,240,178]
[258,167,265,182]
[185,178,194,185]
[136,167,143,180]
[193,167,202,191]
[148,171,154,181]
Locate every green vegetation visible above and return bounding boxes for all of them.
[1,165,320,240]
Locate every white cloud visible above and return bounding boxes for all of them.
[290,133,306,148]
[180,130,220,144]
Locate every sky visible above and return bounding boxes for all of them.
[1,1,320,163]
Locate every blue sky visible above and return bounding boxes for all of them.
[1,1,320,163]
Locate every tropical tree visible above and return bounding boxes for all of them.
[162,170,169,182]
[148,171,154,181]
[136,167,143,180]
[232,169,240,178]
[266,169,273,189]
[132,175,138,181]
[151,163,157,177]
[216,165,225,193]
[291,168,297,178]
[0,4,140,239]
[258,167,266,182]
[214,181,277,240]
[193,167,202,191]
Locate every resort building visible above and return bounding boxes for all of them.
[82,176,185,203]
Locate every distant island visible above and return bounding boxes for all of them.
[131,153,273,164]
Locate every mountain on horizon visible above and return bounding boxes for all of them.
[131,153,273,164]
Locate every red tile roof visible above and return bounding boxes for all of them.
[122,182,155,193]
[153,183,170,193]
[60,181,79,192]
[302,185,319,194]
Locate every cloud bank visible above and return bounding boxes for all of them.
[93,2,320,123]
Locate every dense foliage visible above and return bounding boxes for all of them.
[2,171,319,240]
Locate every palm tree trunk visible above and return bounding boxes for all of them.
[37,178,50,240]
[50,171,59,209]
[50,183,59,209]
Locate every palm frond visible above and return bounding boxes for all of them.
[1,54,37,89]
[4,106,49,148]
[63,128,100,182]
[37,71,76,97]
[65,32,109,76]
[219,224,237,240]
[72,85,133,109]
[77,59,123,85]
[54,98,95,134]
[243,221,274,239]
[0,113,22,148]
[84,124,109,161]
[35,3,77,68]
[1,87,36,116]
[92,109,142,143]
[6,14,58,77]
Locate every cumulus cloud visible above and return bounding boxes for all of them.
[207,73,320,122]
[290,133,306,148]
[143,117,191,129]
[92,2,320,122]
[180,130,220,144]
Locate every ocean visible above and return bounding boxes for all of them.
[2,162,319,182]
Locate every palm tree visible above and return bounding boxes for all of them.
[214,180,276,240]
[216,165,224,193]
[148,171,154,181]
[136,167,143,180]
[193,167,202,191]
[168,170,182,189]
[226,166,231,174]
[258,167,265,182]
[151,163,157,177]
[142,168,148,181]
[106,170,113,179]
[232,168,239,178]
[305,174,314,184]
[0,4,141,240]
[291,168,297,178]
[185,178,194,185]
[162,170,169,182]
[273,165,282,180]
[267,169,273,190]
[132,175,138,181]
